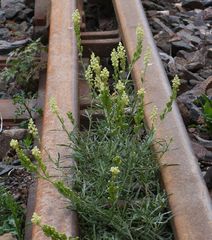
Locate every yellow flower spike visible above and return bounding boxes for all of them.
[49,97,59,115]
[110,166,120,175]
[116,80,125,92]
[144,48,151,67]
[72,9,83,56]
[136,26,144,46]
[121,91,129,106]
[111,48,119,69]
[100,67,109,83]
[117,42,126,72]
[32,146,41,159]
[31,212,42,225]
[28,118,38,138]
[90,53,101,73]
[137,88,146,97]
[72,9,81,28]
[10,139,19,149]
[85,65,94,87]
[172,75,180,89]
[150,105,158,126]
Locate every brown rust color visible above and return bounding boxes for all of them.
[82,37,120,57]
[112,0,212,239]
[34,0,50,26]
[31,0,79,239]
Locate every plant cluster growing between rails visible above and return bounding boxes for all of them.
[10,9,181,240]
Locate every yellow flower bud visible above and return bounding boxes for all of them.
[31,212,41,225]
[110,166,120,175]
[10,139,19,149]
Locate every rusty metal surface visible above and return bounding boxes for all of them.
[82,37,120,57]
[112,0,212,239]
[81,30,119,40]
[34,0,50,26]
[81,30,120,57]
[31,0,79,239]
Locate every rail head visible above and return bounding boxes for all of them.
[112,0,212,239]
[28,0,79,239]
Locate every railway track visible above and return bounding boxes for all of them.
[1,0,212,239]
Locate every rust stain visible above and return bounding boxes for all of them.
[112,0,212,239]
[31,0,79,239]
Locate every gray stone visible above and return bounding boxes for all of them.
[17,7,33,20]
[1,0,25,19]
[0,27,11,40]
[177,29,202,44]
[191,141,210,161]
[187,62,204,71]
[0,38,30,54]
[1,0,25,8]
[182,0,204,10]
[183,69,205,81]
[177,77,212,124]
[204,166,212,189]
[208,47,212,58]
[171,40,194,55]
[6,21,21,32]
[0,128,27,159]
[0,10,6,23]
[5,4,25,19]
[204,7,212,20]
[19,21,28,32]
[199,69,212,79]
[0,78,7,91]
[202,0,212,7]
[0,233,16,240]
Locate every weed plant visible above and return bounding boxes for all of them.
[0,38,46,94]
[67,117,173,239]
[0,187,24,240]
[195,95,212,134]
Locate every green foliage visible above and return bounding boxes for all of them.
[12,91,42,126]
[0,39,45,92]
[202,96,212,132]
[62,119,172,239]
[0,187,24,239]
[44,41,172,238]
[195,94,212,133]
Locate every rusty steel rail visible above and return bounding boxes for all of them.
[29,0,79,239]
[112,0,212,239]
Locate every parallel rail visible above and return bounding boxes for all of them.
[0,0,212,239]
[112,0,212,239]
[30,1,79,239]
